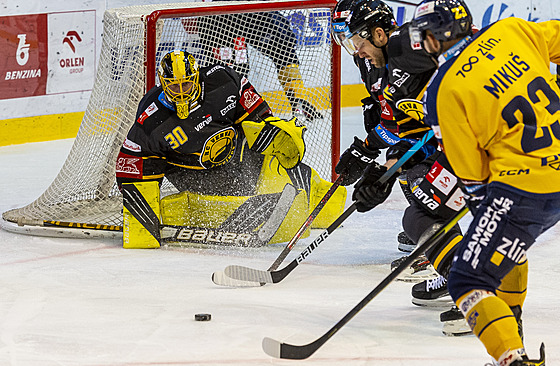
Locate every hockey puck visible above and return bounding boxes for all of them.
[194,313,211,321]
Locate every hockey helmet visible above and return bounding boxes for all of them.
[345,0,397,44]
[158,50,201,119]
[331,0,359,55]
[410,0,473,47]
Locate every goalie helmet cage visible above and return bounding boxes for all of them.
[1,0,341,238]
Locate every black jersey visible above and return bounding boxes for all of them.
[383,23,437,139]
[355,56,398,132]
[116,64,271,187]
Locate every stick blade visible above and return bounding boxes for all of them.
[211,270,263,287]
[262,337,319,360]
[224,265,273,283]
[262,337,281,358]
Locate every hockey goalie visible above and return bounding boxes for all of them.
[115,50,346,248]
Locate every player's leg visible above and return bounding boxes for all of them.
[448,183,560,365]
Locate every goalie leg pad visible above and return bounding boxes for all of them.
[122,181,161,249]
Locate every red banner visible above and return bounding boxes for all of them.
[0,14,48,99]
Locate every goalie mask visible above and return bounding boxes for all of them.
[158,50,201,119]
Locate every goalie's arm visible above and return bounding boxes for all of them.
[115,136,168,189]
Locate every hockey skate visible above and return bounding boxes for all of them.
[511,343,546,366]
[291,98,323,123]
[440,306,472,336]
[411,275,453,306]
[391,254,439,283]
[397,231,416,252]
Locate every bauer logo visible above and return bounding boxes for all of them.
[174,228,252,246]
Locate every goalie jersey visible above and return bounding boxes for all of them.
[116,64,271,188]
[424,18,560,194]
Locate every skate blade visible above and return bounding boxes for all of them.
[396,268,440,283]
[411,295,453,307]
[442,319,473,337]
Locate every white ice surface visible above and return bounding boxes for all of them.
[0,107,559,366]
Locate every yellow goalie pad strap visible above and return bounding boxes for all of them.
[122,181,161,249]
[497,261,528,309]
[457,290,524,361]
[242,116,306,169]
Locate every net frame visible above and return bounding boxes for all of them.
[1,0,341,238]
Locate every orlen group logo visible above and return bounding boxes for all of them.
[60,30,85,74]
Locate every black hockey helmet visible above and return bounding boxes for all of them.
[411,0,473,45]
[158,50,201,119]
[331,0,359,54]
[346,0,397,44]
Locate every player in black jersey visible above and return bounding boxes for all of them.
[336,0,469,328]
[115,50,346,248]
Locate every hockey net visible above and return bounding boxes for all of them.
[1,0,341,238]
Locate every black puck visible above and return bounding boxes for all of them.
[194,313,211,321]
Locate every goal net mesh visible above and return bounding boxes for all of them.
[2,1,338,231]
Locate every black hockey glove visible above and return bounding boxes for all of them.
[352,164,398,213]
[385,140,427,171]
[335,136,380,186]
[361,96,381,132]
[461,181,487,214]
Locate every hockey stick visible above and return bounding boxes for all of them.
[262,205,469,360]
[212,173,346,286]
[223,130,435,284]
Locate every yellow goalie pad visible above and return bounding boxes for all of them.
[122,181,161,249]
[161,157,346,245]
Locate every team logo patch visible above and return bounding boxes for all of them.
[200,127,236,168]
[397,99,424,121]
[445,187,466,211]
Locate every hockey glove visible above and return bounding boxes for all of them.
[385,139,429,171]
[352,164,398,213]
[461,180,487,214]
[335,136,380,186]
[361,96,381,132]
[242,116,306,169]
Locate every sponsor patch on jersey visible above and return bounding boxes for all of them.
[122,137,141,153]
[206,65,224,76]
[137,102,158,125]
[374,124,400,146]
[200,127,236,168]
[221,96,237,116]
[195,114,213,132]
[240,87,261,112]
[396,98,425,121]
[378,96,393,120]
[115,153,142,178]
[371,77,383,92]
[392,68,410,87]
[445,187,466,211]
[426,161,457,195]
[431,125,442,140]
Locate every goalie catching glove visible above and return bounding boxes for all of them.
[242,116,306,169]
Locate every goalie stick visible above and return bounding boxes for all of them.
[212,173,345,286]
[222,130,435,284]
[262,205,469,360]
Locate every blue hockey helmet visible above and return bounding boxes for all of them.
[411,0,473,45]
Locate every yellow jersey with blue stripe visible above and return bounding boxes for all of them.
[424,17,560,194]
